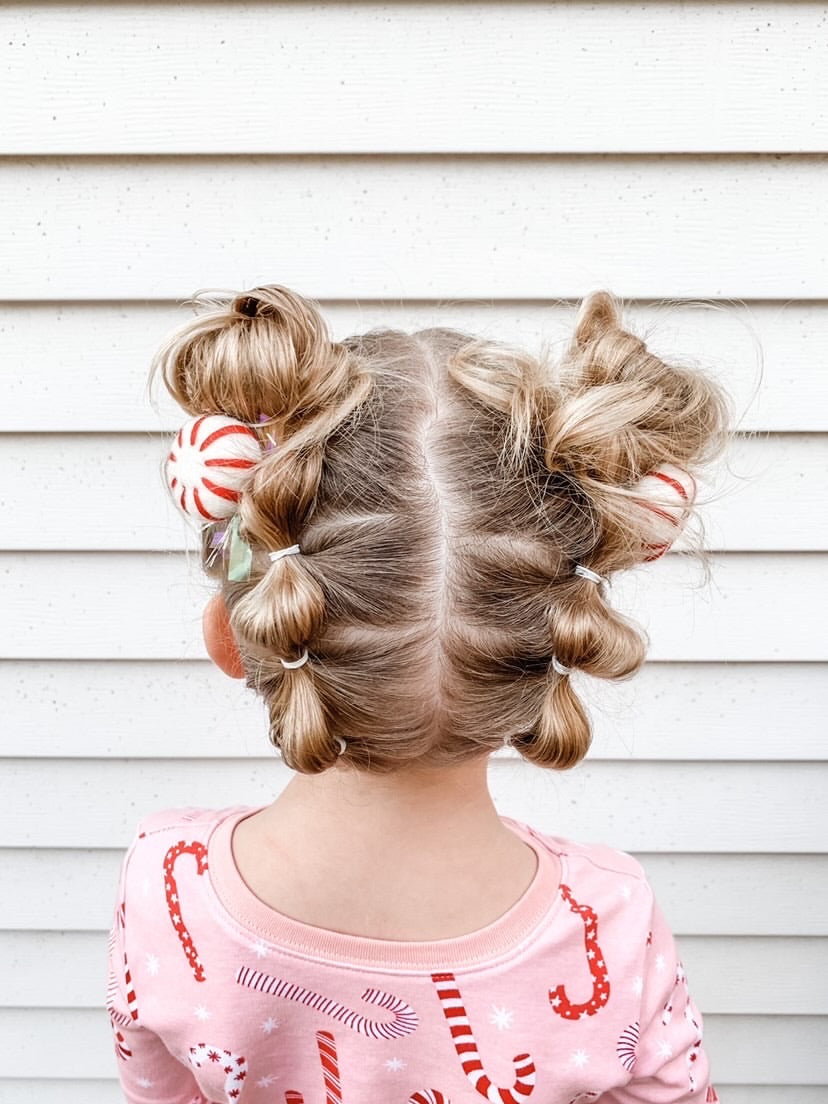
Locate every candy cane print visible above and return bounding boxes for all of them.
[661,960,686,1025]
[660,961,702,1094]
[317,1031,341,1104]
[616,1022,640,1073]
[107,902,139,1021]
[108,1008,133,1062]
[188,1044,247,1102]
[283,1031,342,1104]
[164,841,209,982]
[235,966,418,1039]
[549,884,610,1020]
[408,1092,450,1104]
[112,1028,132,1062]
[430,971,535,1103]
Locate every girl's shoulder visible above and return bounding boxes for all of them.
[118,804,248,872]
[130,804,238,838]
[502,814,651,889]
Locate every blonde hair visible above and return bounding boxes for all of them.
[150,285,732,775]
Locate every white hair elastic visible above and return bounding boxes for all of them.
[552,655,572,676]
[574,564,607,585]
[269,544,301,562]
[280,648,309,670]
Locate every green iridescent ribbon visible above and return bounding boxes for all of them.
[226,514,254,582]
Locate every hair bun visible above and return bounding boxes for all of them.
[234,294,261,317]
[165,414,263,522]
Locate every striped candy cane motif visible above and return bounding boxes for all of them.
[549,884,610,1020]
[659,960,703,1093]
[317,1031,341,1104]
[107,902,139,1021]
[283,1031,341,1104]
[112,1028,132,1062]
[164,840,209,982]
[107,1008,133,1062]
[431,971,535,1103]
[408,1092,450,1104]
[188,1043,247,1102]
[616,1022,640,1073]
[235,966,418,1039]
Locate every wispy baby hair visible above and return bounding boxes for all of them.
[150,285,732,775]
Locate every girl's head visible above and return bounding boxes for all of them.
[151,285,732,776]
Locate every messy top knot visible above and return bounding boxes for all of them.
[151,286,732,775]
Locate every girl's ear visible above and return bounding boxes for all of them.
[202,593,246,679]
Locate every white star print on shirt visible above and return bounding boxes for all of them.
[657,1040,674,1059]
[384,1057,407,1072]
[256,1075,279,1087]
[571,1049,590,1068]
[489,1005,515,1030]
[193,1005,211,1022]
[249,938,269,959]
[261,1016,279,1034]
[145,953,160,976]
[632,975,644,996]
[655,953,667,972]
[137,1077,154,1088]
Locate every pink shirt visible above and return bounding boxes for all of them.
[106,805,719,1104]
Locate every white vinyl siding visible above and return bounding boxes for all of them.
[1,4,826,1101]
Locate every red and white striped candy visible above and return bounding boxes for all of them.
[166,415,262,522]
[630,465,697,562]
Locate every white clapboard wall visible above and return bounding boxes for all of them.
[1,3,827,1101]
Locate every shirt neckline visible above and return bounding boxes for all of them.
[207,805,565,970]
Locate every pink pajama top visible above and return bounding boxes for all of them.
[106,805,719,1104]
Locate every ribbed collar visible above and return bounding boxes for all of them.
[207,804,565,970]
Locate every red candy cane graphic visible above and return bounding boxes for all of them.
[108,1008,133,1062]
[662,961,703,1093]
[107,901,139,1020]
[431,971,536,1103]
[188,1044,247,1102]
[549,884,610,1020]
[408,1092,451,1104]
[235,966,418,1039]
[164,840,209,982]
[283,1031,341,1104]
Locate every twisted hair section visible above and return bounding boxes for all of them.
[151,285,374,771]
[446,290,731,767]
[152,286,732,774]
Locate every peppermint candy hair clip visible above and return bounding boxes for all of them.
[629,464,697,562]
[165,414,263,523]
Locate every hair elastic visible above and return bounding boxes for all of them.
[574,564,607,585]
[280,648,309,670]
[269,545,301,562]
[552,655,572,676]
